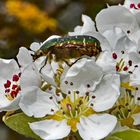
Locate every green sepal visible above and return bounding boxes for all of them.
[3,112,43,140]
[106,129,140,140]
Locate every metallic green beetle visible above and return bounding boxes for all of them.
[33,35,102,61]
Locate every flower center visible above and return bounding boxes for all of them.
[48,93,96,132]
[4,73,21,101]
[112,52,138,74]
[110,84,140,128]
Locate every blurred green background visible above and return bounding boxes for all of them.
[0,0,124,139]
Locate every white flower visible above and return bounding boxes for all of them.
[19,58,120,140]
[0,47,37,111]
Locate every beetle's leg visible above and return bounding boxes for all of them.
[39,52,52,73]
[39,57,48,73]
[62,58,82,67]
[62,59,72,67]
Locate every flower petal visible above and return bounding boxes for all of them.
[96,51,116,73]
[29,119,71,140]
[96,6,139,34]
[17,47,33,68]
[20,65,42,89]
[40,61,59,86]
[69,14,96,36]
[0,59,19,80]
[92,74,120,112]
[77,114,117,140]
[102,27,125,50]
[0,95,20,111]
[124,0,140,26]
[61,58,103,97]
[30,42,41,52]
[19,87,59,117]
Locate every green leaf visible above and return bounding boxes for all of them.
[106,129,140,140]
[3,112,42,140]
[105,136,122,140]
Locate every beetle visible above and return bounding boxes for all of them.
[33,35,101,61]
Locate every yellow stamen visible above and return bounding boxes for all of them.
[121,82,137,91]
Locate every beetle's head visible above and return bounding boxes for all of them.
[32,50,44,61]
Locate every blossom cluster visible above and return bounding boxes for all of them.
[1,0,140,140]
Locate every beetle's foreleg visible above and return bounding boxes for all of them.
[39,57,48,73]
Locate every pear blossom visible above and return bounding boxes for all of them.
[110,82,140,130]
[0,47,34,111]
[19,58,120,140]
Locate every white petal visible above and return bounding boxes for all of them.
[0,95,20,111]
[92,74,120,112]
[29,120,71,140]
[17,47,33,68]
[130,66,140,86]
[102,27,125,50]
[20,65,42,89]
[135,11,140,26]
[96,6,139,34]
[96,51,116,73]
[0,59,19,80]
[30,42,41,51]
[19,87,59,117]
[69,14,96,36]
[124,0,140,24]
[61,58,103,96]
[129,29,140,45]
[40,61,59,86]
[77,114,117,140]
[115,35,137,53]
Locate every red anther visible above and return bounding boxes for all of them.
[116,66,119,71]
[130,3,135,8]
[10,91,17,98]
[137,3,140,8]
[66,104,72,111]
[12,85,18,89]
[15,87,20,94]
[112,53,117,59]
[13,75,19,82]
[5,89,10,93]
[123,66,128,71]
[4,80,11,88]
